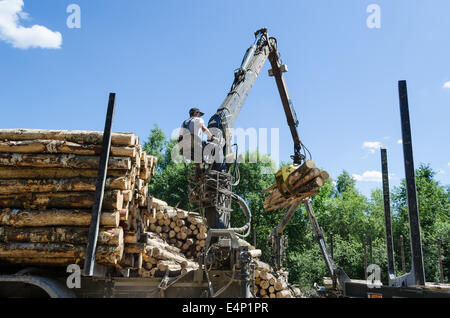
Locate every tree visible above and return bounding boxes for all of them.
[391,164,450,282]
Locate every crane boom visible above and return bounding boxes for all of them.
[207,28,304,167]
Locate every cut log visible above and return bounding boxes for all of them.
[292,168,321,188]
[157,260,181,272]
[249,249,262,259]
[0,209,120,228]
[122,190,134,202]
[0,167,134,180]
[0,257,80,266]
[276,290,292,298]
[149,197,168,211]
[0,226,123,246]
[0,140,136,157]
[0,242,123,265]
[0,177,130,194]
[124,243,146,254]
[274,280,288,291]
[296,177,324,193]
[260,280,269,290]
[0,129,136,146]
[0,190,123,210]
[124,232,138,244]
[0,153,131,170]
[255,260,272,272]
[119,209,129,221]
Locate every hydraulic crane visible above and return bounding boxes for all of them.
[181,28,345,296]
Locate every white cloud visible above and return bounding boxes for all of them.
[0,0,62,49]
[397,139,403,144]
[362,141,381,154]
[352,171,382,183]
[443,82,450,89]
[438,170,445,175]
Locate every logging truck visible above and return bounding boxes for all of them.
[2,29,448,299]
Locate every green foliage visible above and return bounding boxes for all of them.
[143,128,450,295]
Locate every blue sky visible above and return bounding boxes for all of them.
[0,0,449,197]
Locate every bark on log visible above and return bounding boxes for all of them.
[0,140,136,157]
[274,280,288,291]
[0,226,123,246]
[0,257,80,266]
[255,260,272,272]
[0,153,131,170]
[124,243,146,254]
[276,290,292,298]
[0,129,135,147]
[248,249,262,259]
[0,208,120,228]
[0,242,123,265]
[157,260,181,272]
[0,190,123,210]
[0,177,130,194]
[296,177,324,193]
[0,167,134,180]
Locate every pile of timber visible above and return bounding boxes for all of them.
[0,129,157,266]
[251,260,302,298]
[263,160,329,211]
[143,198,301,297]
[145,197,208,261]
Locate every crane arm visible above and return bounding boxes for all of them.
[207,28,304,167]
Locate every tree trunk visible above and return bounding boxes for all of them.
[0,153,131,170]
[0,129,136,146]
[0,226,123,245]
[0,242,123,265]
[0,209,120,228]
[0,190,123,210]
[0,177,130,194]
[0,140,136,157]
[0,167,134,180]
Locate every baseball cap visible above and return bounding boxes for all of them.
[189,108,205,116]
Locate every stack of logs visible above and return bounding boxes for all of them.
[141,197,300,297]
[0,129,157,266]
[0,128,301,297]
[252,260,302,298]
[263,160,329,211]
[120,197,207,277]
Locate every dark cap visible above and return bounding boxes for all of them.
[189,108,205,116]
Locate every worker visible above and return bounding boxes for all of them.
[178,107,217,163]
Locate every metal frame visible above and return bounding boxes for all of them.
[398,80,426,286]
[83,93,116,277]
[381,147,396,284]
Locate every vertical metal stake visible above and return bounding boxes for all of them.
[398,80,426,286]
[381,147,396,280]
[363,234,367,280]
[400,235,406,274]
[253,224,256,248]
[83,93,116,276]
[438,238,444,284]
[329,232,334,261]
